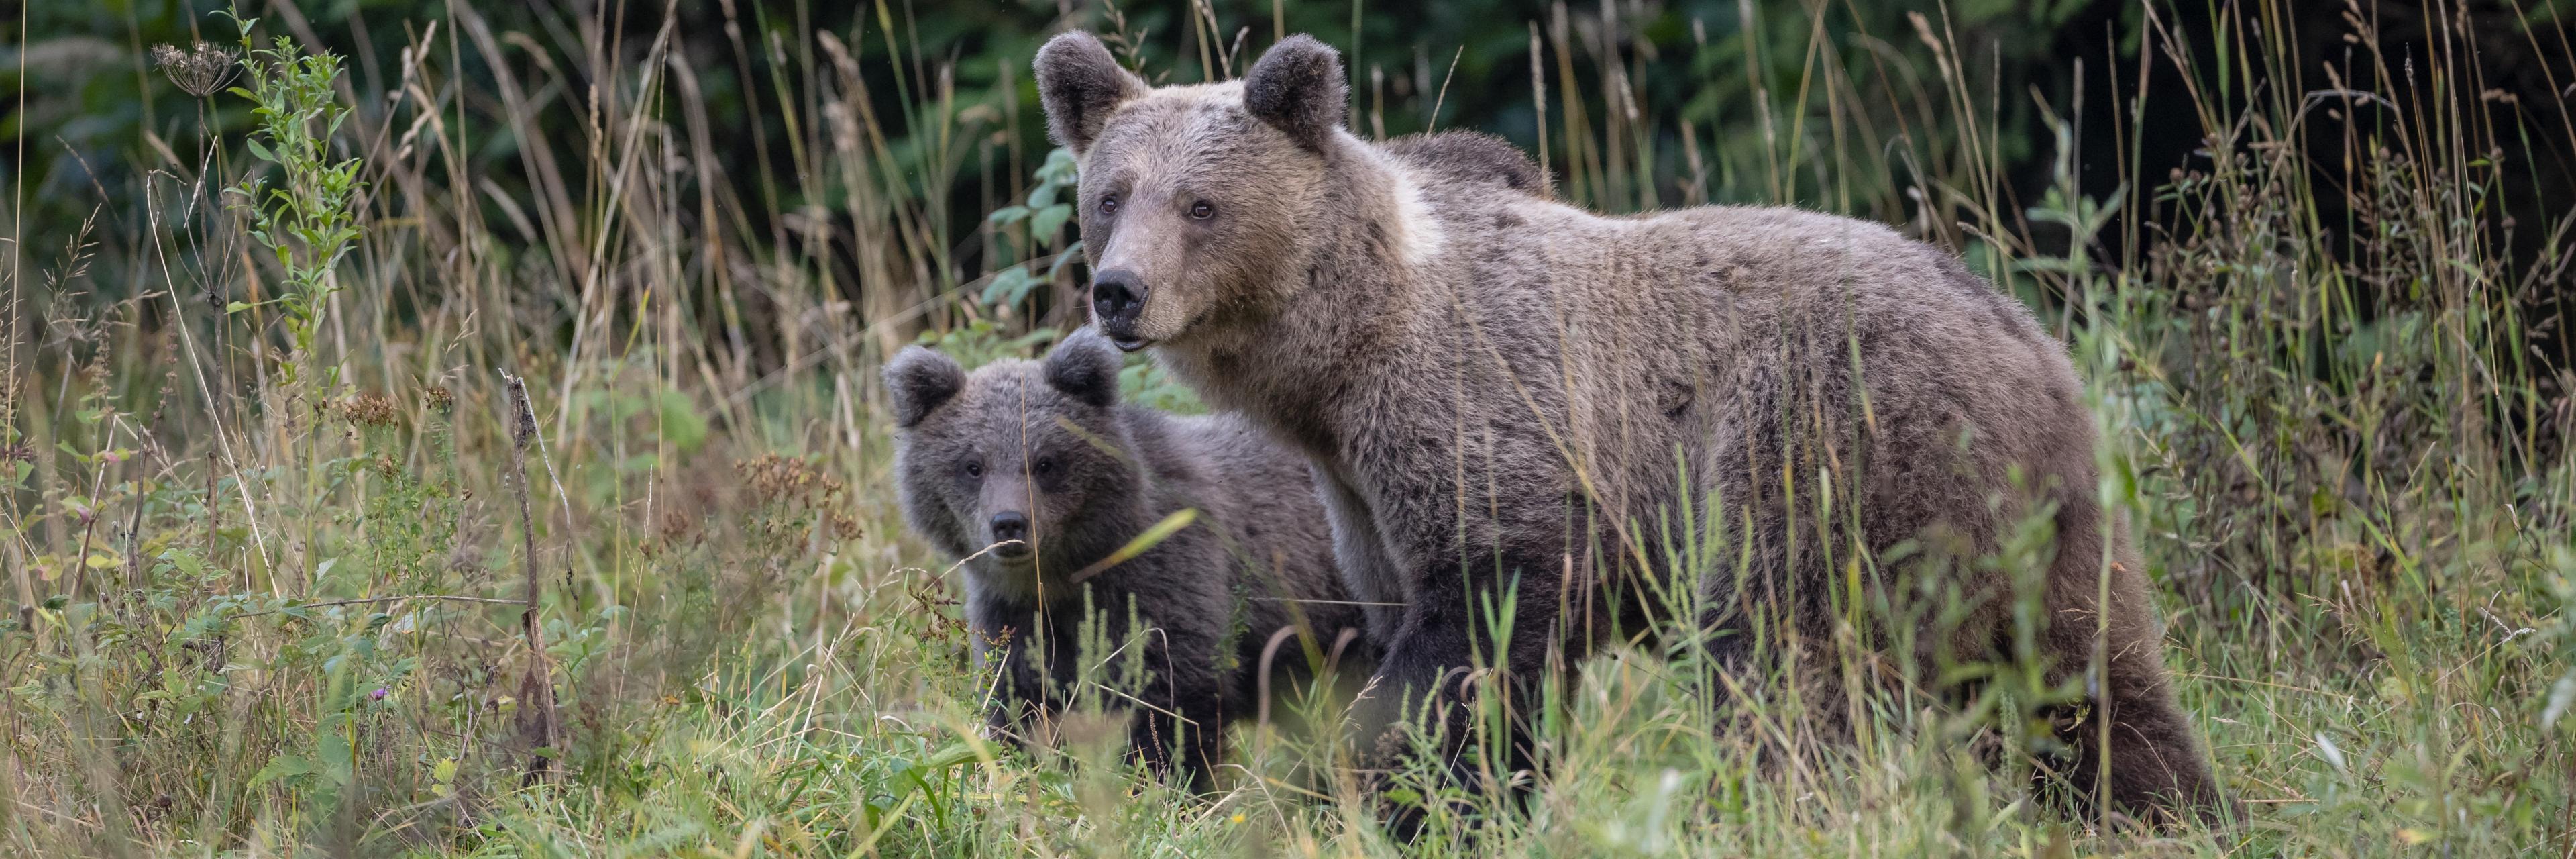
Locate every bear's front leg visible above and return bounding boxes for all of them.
[1354,550,1571,833]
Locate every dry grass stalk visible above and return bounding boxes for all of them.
[502,371,562,785]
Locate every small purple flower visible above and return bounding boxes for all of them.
[369,687,388,701]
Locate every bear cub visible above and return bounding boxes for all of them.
[884,327,1373,789]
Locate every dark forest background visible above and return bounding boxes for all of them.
[11,0,2572,370]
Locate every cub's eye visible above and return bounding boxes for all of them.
[1034,457,1057,476]
[1189,201,1215,219]
[963,461,984,478]
[1099,194,1119,215]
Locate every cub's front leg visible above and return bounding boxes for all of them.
[1123,673,1229,793]
[1092,613,1230,793]
[975,627,1059,750]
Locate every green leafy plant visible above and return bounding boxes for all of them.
[219,8,365,389]
[981,147,1085,309]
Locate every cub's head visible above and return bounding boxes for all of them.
[1034,32,1349,352]
[883,327,1139,603]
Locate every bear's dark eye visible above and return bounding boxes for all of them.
[1189,201,1215,219]
[1099,194,1119,215]
[1033,456,1057,476]
[963,461,984,478]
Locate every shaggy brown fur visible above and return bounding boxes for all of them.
[885,327,1373,791]
[1383,131,1552,197]
[1036,31,2226,825]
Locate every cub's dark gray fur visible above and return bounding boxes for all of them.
[885,327,1371,790]
[1036,30,2226,824]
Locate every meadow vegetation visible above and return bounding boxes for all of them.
[3,0,2573,855]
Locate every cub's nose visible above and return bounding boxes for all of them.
[988,511,1030,547]
[1090,270,1148,325]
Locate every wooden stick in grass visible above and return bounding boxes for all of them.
[503,371,563,785]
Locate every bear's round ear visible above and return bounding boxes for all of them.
[883,346,967,428]
[1243,34,1346,152]
[1034,32,1146,157]
[1044,327,1122,409]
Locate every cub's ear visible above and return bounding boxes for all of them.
[1243,34,1347,152]
[1044,327,1122,409]
[883,346,967,428]
[1034,32,1146,156]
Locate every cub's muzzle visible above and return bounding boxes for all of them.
[987,511,1032,558]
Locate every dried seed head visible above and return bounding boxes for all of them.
[730,454,864,540]
[505,375,537,450]
[734,454,849,509]
[152,42,239,99]
[424,385,455,413]
[343,393,400,427]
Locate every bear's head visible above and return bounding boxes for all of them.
[883,327,1141,604]
[1034,31,1349,353]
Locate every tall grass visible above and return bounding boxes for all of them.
[3,0,2571,855]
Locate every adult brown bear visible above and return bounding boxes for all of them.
[1034,30,2226,825]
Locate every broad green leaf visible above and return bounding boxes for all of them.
[1047,242,1085,276]
[249,754,317,788]
[1029,204,1072,242]
[981,266,1036,306]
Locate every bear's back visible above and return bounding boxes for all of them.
[1385,130,1551,198]
[1439,197,2061,380]
[1366,185,2092,565]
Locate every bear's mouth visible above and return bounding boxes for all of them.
[1108,334,1150,353]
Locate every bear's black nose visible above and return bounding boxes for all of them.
[989,511,1030,547]
[1091,270,1148,325]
